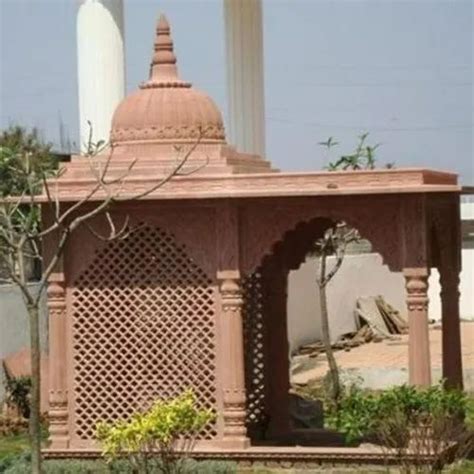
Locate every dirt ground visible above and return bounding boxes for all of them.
[291,321,474,390]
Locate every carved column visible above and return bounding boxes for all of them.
[439,269,463,389]
[47,272,69,449]
[217,271,249,448]
[403,268,432,386]
[216,203,250,448]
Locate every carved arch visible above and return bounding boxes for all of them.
[240,196,402,276]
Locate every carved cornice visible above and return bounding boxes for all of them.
[40,169,460,203]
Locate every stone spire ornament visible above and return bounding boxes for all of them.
[142,14,190,88]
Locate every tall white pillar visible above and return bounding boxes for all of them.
[77,0,125,152]
[224,0,266,157]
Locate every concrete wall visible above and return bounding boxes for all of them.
[0,283,48,402]
[287,253,405,354]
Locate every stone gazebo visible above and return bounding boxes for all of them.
[44,16,463,455]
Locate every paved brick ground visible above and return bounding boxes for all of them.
[292,321,474,388]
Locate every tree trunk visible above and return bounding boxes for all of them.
[28,304,42,474]
[318,253,341,409]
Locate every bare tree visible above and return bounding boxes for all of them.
[313,222,360,409]
[0,127,204,474]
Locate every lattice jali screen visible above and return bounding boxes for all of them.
[242,271,267,438]
[70,225,217,441]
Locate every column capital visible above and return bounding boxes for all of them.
[404,267,429,312]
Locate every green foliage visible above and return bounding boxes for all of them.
[0,126,58,197]
[327,383,469,444]
[4,374,32,419]
[465,396,474,430]
[95,389,215,473]
[0,126,59,282]
[319,132,393,171]
[0,455,237,474]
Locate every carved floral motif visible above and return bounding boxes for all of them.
[110,124,225,143]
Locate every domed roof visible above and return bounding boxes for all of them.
[110,15,225,146]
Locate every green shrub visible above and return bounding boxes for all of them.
[327,383,468,444]
[4,374,31,419]
[95,389,215,473]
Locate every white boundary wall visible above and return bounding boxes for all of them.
[0,283,48,402]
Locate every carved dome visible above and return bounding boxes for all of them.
[110,15,225,146]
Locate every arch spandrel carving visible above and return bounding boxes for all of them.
[240,196,404,275]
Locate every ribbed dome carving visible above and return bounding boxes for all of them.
[110,15,225,145]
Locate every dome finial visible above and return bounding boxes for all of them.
[149,13,178,81]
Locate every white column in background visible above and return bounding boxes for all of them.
[77,0,125,151]
[224,0,266,157]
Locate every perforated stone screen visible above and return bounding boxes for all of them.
[242,271,268,438]
[70,225,217,440]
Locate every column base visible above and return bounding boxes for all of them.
[47,437,70,450]
[215,437,251,450]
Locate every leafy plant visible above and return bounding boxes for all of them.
[95,389,215,474]
[319,132,393,171]
[327,383,473,472]
[327,383,468,443]
[0,126,58,197]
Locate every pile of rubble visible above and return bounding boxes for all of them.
[296,296,408,358]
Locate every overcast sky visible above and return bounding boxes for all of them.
[0,0,472,183]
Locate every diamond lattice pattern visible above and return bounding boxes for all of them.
[71,225,217,440]
[242,271,267,436]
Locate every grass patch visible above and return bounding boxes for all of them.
[0,432,29,460]
[447,460,474,473]
[465,396,474,430]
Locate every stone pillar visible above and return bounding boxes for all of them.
[403,268,432,386]
[223,0,266,157]
[77,0,125,151]
[440,270,463,389]
[217,271,249,448]
[262,263,290,439]
[216,203,249,448]
[47,272,69,449]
